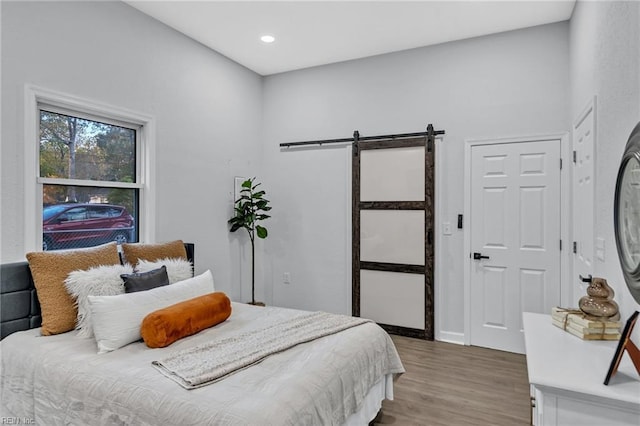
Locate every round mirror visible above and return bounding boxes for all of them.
[614,122,640,304]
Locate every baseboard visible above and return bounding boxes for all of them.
[436,331,465,345]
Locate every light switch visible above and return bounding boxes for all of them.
[443,222,452,235]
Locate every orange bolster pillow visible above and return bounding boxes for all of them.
[141,292,232,348]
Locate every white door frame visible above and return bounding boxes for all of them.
[572,97,597,304]
[463,132,571,346]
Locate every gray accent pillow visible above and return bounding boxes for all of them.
[121,266,170,293]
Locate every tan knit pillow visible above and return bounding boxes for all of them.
[121,240,187,266]
[26,242,121,335]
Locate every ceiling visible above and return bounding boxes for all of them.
[125,0,576,76]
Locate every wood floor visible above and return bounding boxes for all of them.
[375,335,531,426]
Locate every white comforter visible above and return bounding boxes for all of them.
[0,303,404,425]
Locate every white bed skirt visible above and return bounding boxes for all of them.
[344,374,394,425]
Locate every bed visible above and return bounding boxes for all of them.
[0,243,404,425]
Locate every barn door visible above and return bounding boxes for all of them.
[352,135,434,339]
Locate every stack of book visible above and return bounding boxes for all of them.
[551,307,622,340]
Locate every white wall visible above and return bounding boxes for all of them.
[0,1,264,302]
[570,0,640,318]
[261,22,570,338]
[6,1,635,343]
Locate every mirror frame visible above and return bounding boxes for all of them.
[614,121,640,304]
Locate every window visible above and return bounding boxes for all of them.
[25,86,155,252]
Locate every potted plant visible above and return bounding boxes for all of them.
[228,177,271,305]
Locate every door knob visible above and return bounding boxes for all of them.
[473,252,490,260]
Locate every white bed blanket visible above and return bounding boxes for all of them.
[154,311,371,389]
[1,303,404,425]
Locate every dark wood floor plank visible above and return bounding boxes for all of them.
[376,336,530,426]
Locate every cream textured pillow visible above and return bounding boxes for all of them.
[121,240,187,266]
[88,269,215,353]
[136,257,194,284]
[26,242,121,335]
[64,263,133,338]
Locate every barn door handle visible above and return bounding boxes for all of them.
[579,274,593,283]
[473,252,490,260]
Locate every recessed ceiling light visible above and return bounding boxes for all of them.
[260,35,275,44]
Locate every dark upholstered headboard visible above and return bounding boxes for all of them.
[0,243,194,340]
[0,262,41,340]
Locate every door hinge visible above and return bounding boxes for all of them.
[572,150,577,163]
[560,158,563,170]
[560,240,562,251]
[573,241,577,254]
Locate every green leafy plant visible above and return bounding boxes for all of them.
[228,177,271,305]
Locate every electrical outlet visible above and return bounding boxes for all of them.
[283,272,291,284]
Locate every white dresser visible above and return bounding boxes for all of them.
[523,312,640,425]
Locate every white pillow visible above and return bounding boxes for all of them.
[64,263,134,338]
[135,257,193,284]
[88,269,215,354]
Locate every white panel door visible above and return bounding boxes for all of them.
[470,140,561,353]
[573,102,595,299]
